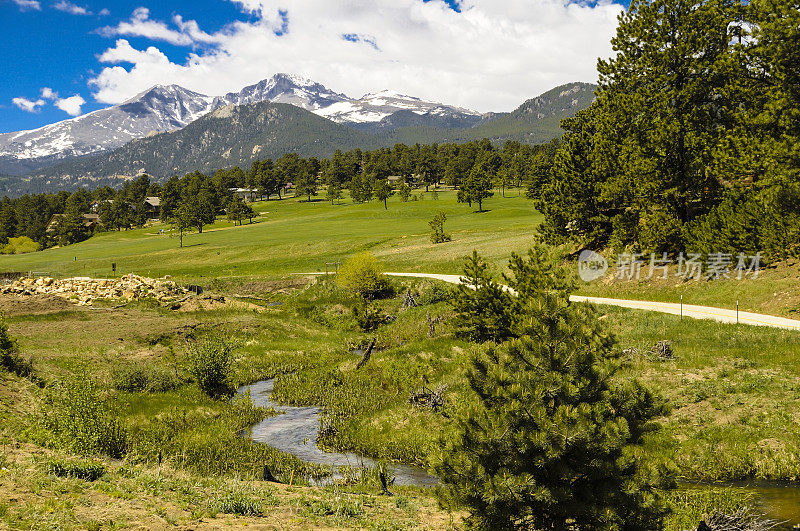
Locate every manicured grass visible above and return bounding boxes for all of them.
[0,190,541,281]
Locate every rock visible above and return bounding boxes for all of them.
[1,274,188,307]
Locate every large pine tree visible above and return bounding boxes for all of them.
[438,249,670,529]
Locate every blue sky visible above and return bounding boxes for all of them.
[1,0,627,134]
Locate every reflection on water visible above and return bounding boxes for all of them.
[237,379,437,486]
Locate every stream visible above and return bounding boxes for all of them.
[237,379,437,486]
[237,381,800,524]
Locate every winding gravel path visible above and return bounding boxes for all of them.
[382,272,800,331]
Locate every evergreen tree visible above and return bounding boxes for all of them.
[451,251,513,343]
[458,163,494,212]
[540,0,740,251]
[159,176,182,223]
[295,163,319,202]
[437,249,670,530]
[226,196,247,226]
[326,178,342,205]
[374,177,394,209]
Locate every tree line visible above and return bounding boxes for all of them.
[535,0,800,263]
[0,139,557,252]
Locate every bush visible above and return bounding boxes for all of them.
[46,458,106,481]
[112,363,181,393]
[417,282,451,306]
[1,236,40,255]
[0,318,33,378]
[187,336,234,398]
[40,377,128,458]
[336,252,391,299]
[352,301,388,332]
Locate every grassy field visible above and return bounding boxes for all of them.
[3,188,800,527]
[0,190,541,280]
[4,188,800,315]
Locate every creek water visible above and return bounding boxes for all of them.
[237,379,437,486]
[680,481,800,527]
[237,381,800,523]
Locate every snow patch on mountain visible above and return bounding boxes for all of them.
[0,74,484,172]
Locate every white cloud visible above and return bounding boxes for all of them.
[12,97,46,113]
[53,0,91,15]
[54,94,86,116]
[99,7,196,46]
[98,7,110,16]
[12,0,41,11]
[41,87,58,100]
[90,0,624,112]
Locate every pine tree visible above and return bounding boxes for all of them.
[451,251,513,343]
[540,0,740,250]
[373,177,394,209]
[326,178,342,205]
[226,196,246,226]
[437,249,670,530]
[458,163,494,212]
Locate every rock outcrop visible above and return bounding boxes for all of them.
[0,274,187,306]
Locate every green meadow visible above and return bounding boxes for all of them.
[0,190,541,280]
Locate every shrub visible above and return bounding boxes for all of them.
[46,458,105,481]
[0,318,33,378]
[428,211,451,244]
[336,252,390,299]
[40,377,128,458]
[1,236,40,255]
[417,282,451,306]
[187,336,234,398]
[112,363,181,393]
[351,301,387,332]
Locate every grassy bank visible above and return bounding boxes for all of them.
[2,269,797,527]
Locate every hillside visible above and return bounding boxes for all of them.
[378,82,596,146]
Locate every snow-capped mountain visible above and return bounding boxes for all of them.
[0,85,213,163]
[318,89,482,125]
[0,74,485,175]
[213,74,350,112]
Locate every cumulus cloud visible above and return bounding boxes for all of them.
[12,97,46,113]
[13,89,85,116]
[41,87,58,100]
[53,1,91,15]
[98,7,110,16]
[12,0,41,11]
[90,0,624,111]
[98,7,219,46]
[54,94,86,116]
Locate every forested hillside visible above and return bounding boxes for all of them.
[535,0,799,263]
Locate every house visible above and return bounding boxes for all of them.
[46,213,103,233]
[144,197,161,220]
[90,199,113,212]
[229,188,259,202]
